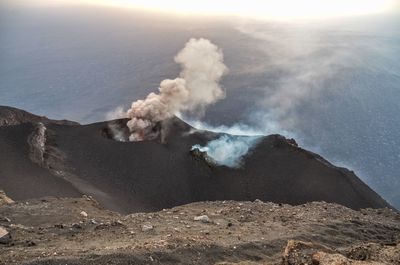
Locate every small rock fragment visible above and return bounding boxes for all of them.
[80,211,88,217]
[0,190,14,206]
[72,223,82,229]
[25,240,36,247]
[141,224,153,232]
[0,217,11,223]
[0,226,11,244]
[95,223,109,230]
[194,215,211,223]
[111,220,124,226]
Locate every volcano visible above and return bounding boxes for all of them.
[0,106,391,213]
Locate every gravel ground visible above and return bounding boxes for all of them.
[0,195,399,265]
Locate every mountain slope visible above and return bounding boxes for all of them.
[0,106,391,213]
[0,106,79,126]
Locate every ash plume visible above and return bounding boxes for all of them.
[126,38,228,141]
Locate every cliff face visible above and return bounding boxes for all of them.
[0,106,392,213]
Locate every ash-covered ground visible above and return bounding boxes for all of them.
[0,193,399,265]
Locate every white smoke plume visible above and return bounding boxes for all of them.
[192,135,261,168]
[105,106,127,120]
[182,115,266,168]
[183,119,263,136]
[236,22,354,132]
[126,38,228,141]
[181,116,296,139]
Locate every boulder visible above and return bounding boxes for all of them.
[80,211,88,217]
[0,190,14,206]
[0,226,11,244]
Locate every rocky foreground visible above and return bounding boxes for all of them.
[0,192,399,265]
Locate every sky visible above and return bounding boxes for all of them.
[102,0,399,18]
[7,0,400,20]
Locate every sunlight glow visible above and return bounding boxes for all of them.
[87,0,397,19]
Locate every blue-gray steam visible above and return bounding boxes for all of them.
[192,135,262,168]
[183,118,278,168]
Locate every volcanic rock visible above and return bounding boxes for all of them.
[0,190,14,206]
[0,226,11,244]
[190,147,217,166]
[194,215,211,223]
[80,211,88,217]
[282,240,400,265]
[0,198,398,265]
[141,223,154,232]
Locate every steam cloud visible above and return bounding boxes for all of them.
[106,106,127,120]
[235,23,354,134]
[126,38,228,141]
[192,135,261,168]
[184,118,265,168]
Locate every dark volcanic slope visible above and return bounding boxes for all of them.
[0,107,391,213]
[0,106,81,200]
[0,106,79,126]
[0,123,81,200]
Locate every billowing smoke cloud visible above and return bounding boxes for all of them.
[192,135,261,168]
[126,38,228,141]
